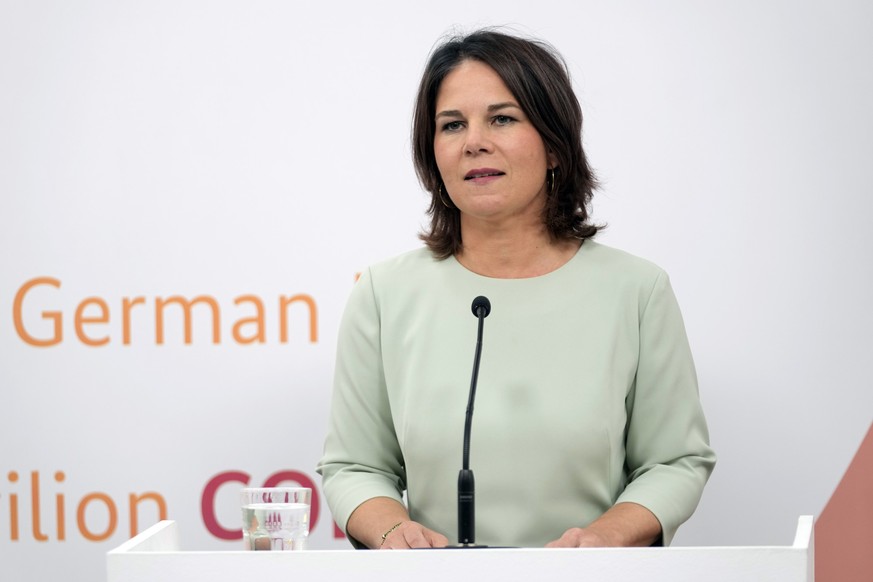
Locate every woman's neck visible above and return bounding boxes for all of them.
[455,221,581,279]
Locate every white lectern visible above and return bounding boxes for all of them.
[107,516,814,582]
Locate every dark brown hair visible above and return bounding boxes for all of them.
[413,29,601,259]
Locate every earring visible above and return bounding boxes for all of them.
[547,168,558,197]
[438,183,454,209]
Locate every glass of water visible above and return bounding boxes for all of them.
[240,487,311,551]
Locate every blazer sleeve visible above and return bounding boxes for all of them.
[316,267,407,546]
[615,270,716,545]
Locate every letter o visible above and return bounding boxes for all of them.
[262,470,320,532]
[77,492,118,541]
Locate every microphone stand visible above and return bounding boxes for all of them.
[458,297,490,547]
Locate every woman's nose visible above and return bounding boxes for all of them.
[464,124,493,155]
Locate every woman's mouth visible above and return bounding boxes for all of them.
[465,168,505,180]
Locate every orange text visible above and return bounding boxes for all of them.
[12,277,318,347]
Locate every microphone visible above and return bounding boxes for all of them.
[458,295,491,547]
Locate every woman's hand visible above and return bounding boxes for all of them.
[545,502,662,548]
[379,521,450,549]
[347,497,450,549]
[545,527,614,548]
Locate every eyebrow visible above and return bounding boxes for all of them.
[435,101,521,119]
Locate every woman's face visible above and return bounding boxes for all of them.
[433,59,554,228]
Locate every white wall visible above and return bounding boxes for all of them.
[1,1,871,580]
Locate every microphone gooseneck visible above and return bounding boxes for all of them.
[458,295,491,547]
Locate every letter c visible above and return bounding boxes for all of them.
[201,470,250,540]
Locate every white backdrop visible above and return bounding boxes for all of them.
[2,1,872,581]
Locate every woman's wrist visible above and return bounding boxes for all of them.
[379,521,405,547]
[587,502,662,547]
[346,497,411,549]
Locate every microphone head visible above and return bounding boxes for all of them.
[471,296,491,318]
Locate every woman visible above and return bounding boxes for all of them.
[317,29,715,549]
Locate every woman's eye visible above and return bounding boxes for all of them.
[493,115,514,125]
[442,120,464,132]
